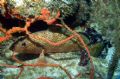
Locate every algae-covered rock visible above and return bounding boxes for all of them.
[0,50,109,79]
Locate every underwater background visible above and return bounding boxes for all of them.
[0,0,120,79]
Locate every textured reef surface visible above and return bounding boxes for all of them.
[0,0,120,79]
[0,48,108,79]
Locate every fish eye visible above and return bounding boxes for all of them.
[21,42,26,46]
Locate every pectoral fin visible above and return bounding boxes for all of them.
[37,49,47,63]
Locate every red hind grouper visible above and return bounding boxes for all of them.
[10,30,103,57]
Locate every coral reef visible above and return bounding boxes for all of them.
[0,0,119,79]
[0,0,95,79]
